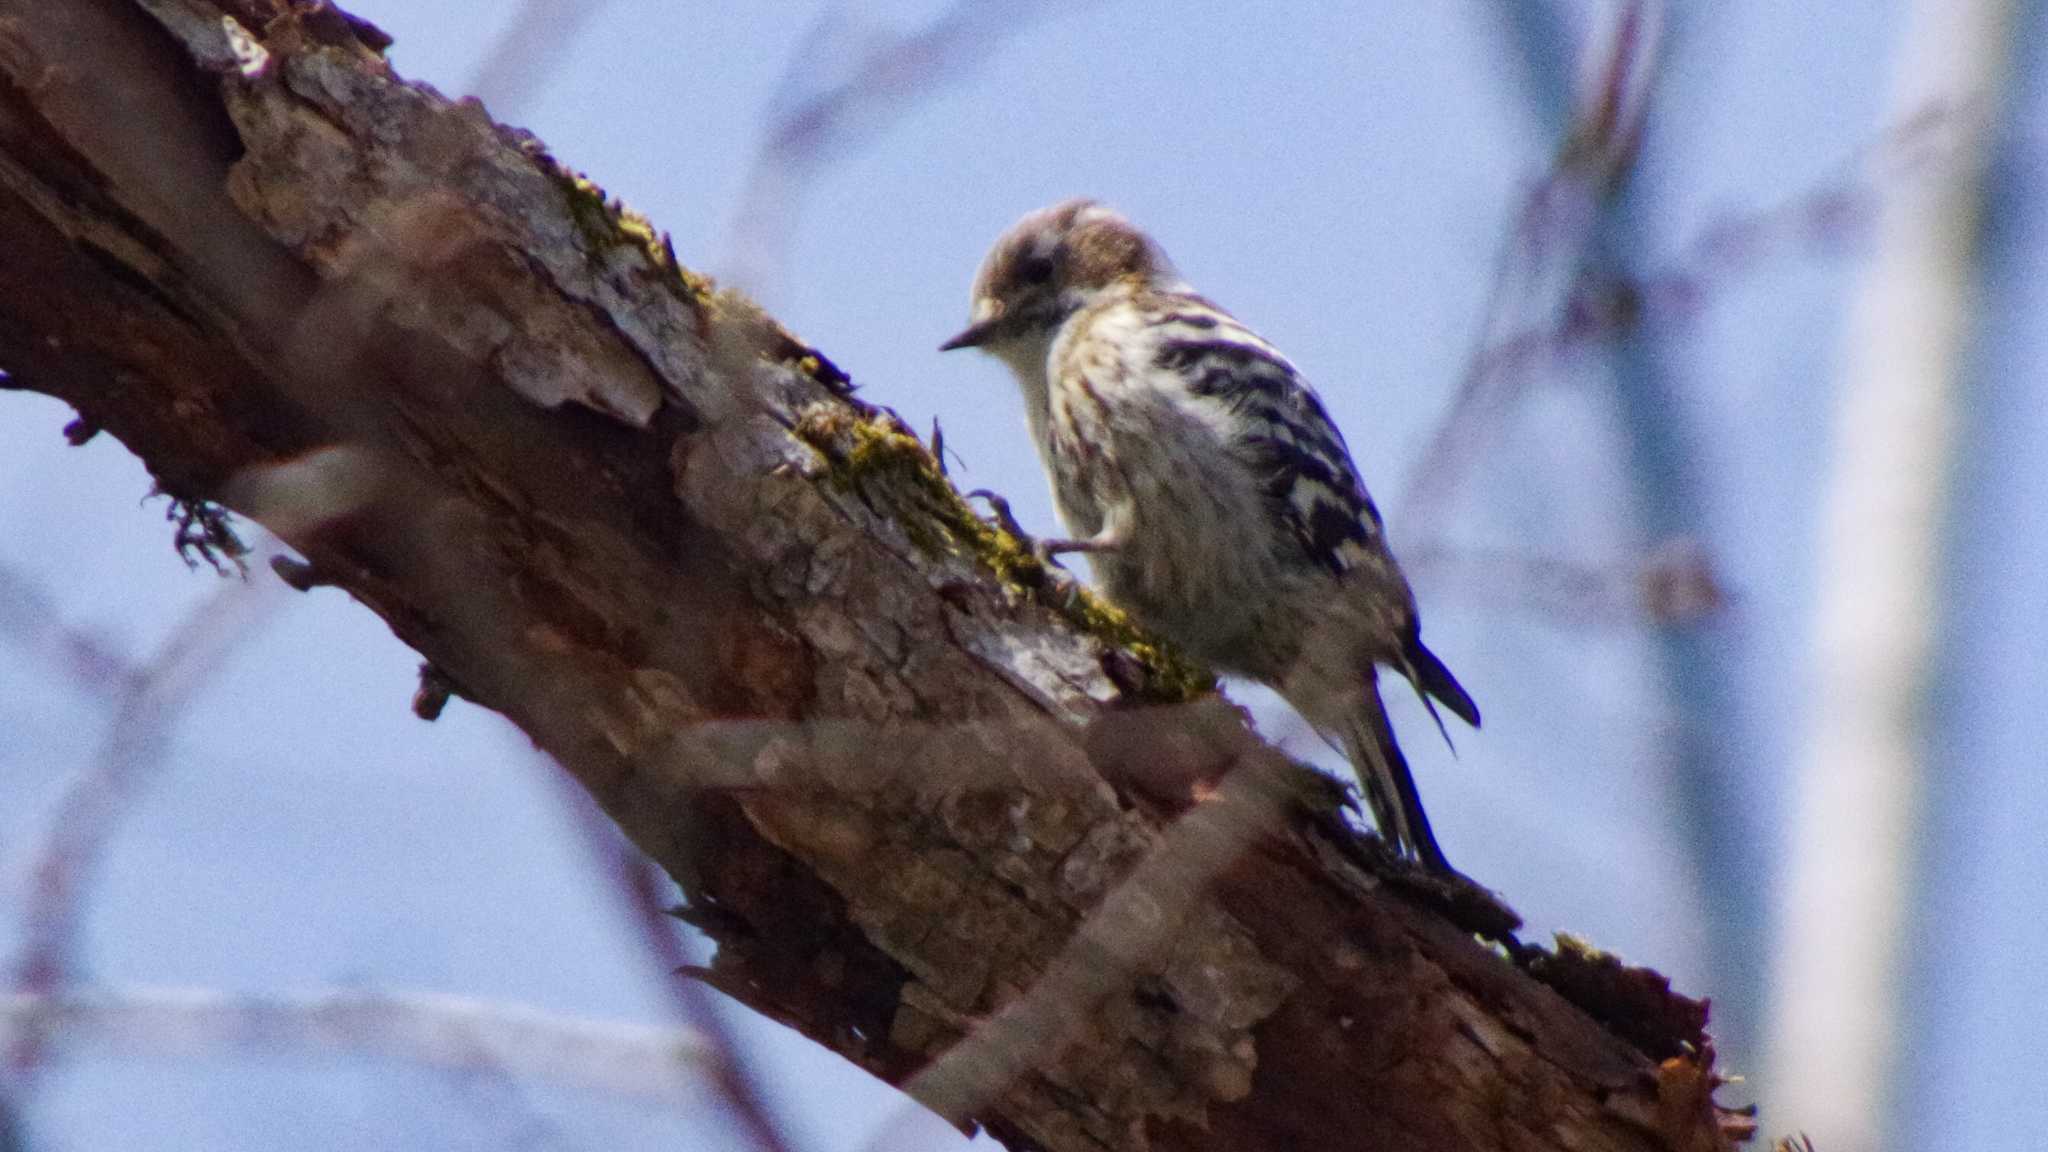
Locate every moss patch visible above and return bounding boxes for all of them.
[792,403,1215,704]
[519,138,854,404]
[523,140,718,306]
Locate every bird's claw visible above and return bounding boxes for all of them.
[967,489,1082,605]
[967,489,1030,544]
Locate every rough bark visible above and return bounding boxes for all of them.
[0,3,1749,1150]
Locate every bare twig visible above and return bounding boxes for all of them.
[466,0,614,120]
[723,0,1062,294]
[1430,6,1972,1059]
[879,752,1300,1139]
[1407,538,1726,631]
[1442,2,1777,1061]
[1418,2,1976,557]
[8,572,291,1081]
[540,757,799,1152]
[0,562,138,697]
[0,985,713,1105]
[1398,0,1666,538]
[1417,96,1977,484]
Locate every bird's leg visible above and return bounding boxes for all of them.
[1033,500,1131,564]
[1033,527,1121,564]
[1030,535,1109,585]
[1031,515,1130,608]
[967,491,1126,606]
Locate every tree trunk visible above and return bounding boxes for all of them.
[0,2,1749,1149]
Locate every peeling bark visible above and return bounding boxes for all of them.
[0,3,1749,1149]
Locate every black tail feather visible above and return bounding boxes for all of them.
[1403,634,1479,730]
[1344,680,1451,873]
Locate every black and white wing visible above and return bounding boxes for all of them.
[1150,321,1387,579]
[1152,314,1481,732]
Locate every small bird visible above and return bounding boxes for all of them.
[941,199,1478,871]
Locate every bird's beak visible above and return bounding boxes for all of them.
[940,302,1005,351]
[939,317,1000,352]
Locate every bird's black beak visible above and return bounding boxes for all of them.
[939,315,1002,352]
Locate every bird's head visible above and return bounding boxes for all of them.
[940,199,1174,355]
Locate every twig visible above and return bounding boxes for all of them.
[1416,4,1978,559]
[0,985,712,1105]
[872,751,1300,1143]
[7,573,291,1082]
[723,0,1061,294]
[465,0,614,120]
[1494,0,1775,1061]
[1413,95,1977,490]
[1397,0,1664,539]
[1406,538,1726,631]
[0,562,138,697]
[540,758,799,1152]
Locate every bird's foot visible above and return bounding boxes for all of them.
[967,489,1083,607]
[967,489,1032,546]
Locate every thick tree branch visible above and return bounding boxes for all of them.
[0,3,1745,1149]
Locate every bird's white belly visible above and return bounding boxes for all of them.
[1090,463,1297,676]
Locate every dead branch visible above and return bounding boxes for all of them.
[0,2,1744,1149]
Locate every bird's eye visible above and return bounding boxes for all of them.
[1015,252,1055,285]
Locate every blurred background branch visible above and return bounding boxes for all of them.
[0,985,714,1104]
[1767,3,2017,1150]
[467,0,613,118]
[544,761,798,1152]
[1415,0,1773,1050]
[9,571,290,1086]
[723,0,1065,296]
[0,562,138,698]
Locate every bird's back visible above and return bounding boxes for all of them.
[1046,287,1413,678]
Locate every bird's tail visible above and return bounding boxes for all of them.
[1340,674,1451,873]
[1396,631,1481,754]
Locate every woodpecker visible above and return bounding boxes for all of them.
[941,199,1478,871]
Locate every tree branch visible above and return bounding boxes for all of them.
[10,574,288,1081]
[0,985,714,1104]
[0,2,1745,1148]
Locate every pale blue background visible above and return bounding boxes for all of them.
[3,3,2040,1149]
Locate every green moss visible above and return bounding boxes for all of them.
[543,159,717,308]
[1553,932,1602,960]
[792,404,1215,704]
[559,172,614,247]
